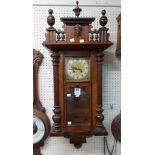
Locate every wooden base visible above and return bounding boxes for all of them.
[50,125,108,148]
[70,136,86,149]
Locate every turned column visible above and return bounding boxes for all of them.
[95,52,106,133]
[51,50,61,132]
[46,9,61,132]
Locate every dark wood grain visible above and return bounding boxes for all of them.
[43,2,113,148]
[51,51,62,132]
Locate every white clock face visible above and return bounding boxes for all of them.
[65,57,90,82]
[33,116,45,144]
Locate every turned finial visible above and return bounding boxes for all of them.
[99,10,108,27]
[102,10,106,16]
[73,1,82,17]
[47,9,55,30]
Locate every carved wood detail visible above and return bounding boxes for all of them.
[56,29,66,41]
[99,10,110,43]
[47,9,55,31]
[51,51,62,132]
[43,1,112,148]
[70,136,86,149]
[73,1,82,17]
[33,49,44,155]
[33,49,45,112]
[94,52,107,135]
[74,24,82,37]
[33,49,51,155]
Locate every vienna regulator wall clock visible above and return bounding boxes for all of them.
[33,49,51,155]
[43,1,113,148]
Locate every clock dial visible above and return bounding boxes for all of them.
[33,116,45,144]
[65,57,90,82]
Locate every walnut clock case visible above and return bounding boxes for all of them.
[33,49,51,155]
[43,1,113,149]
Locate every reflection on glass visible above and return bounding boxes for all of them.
[66,87,90,125]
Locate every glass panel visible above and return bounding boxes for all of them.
[66,87,91,125]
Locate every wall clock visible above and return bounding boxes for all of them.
[33,49,51,155]
[43,1,113,148]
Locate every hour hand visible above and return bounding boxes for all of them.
[72,66,82,72]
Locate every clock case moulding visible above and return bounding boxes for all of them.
[43,1,113,149]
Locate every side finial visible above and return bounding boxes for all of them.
[47,9,55,30]
[73,1,82,17]
[99,10,109,42]
[99,10,108,27]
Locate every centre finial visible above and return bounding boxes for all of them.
[73,1,82,17]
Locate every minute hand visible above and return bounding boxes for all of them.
[72,66,82,72]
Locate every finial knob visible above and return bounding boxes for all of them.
[48,9,53,15]
[101,10,106,16]
[99,10,108,27]
[47,9,55,29]
[73,1,82,17]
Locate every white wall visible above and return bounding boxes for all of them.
[33,1,121,154]
[33,0,121,6]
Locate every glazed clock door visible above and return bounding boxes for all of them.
[64,54,92,130]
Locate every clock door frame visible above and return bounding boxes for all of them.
[58,50,98,132]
